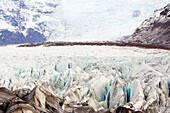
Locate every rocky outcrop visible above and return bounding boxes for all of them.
[0,86,64,113]
[0,86,144,113]
[125,3,170,48]
[0,87,37,113]
[0,29,46,45]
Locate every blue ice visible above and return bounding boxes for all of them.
[16,69,21,77]
[123,86,125,92]
[37,71,41,79]
[67,70,70,76]
[2,80,5,87]
[44,69,46,74]
[63,78,67,87]
[107,90,110,108]
[9,79,12,87]
[68,63,71,68]
[86,88,90,95]
[98,86,108,102]
[157,89,161,104]
[168,79,170,97]
[126,88,131,102]
[31,67,33,76]
[52,74,58,85]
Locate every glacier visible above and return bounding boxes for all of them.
[49,0,170,41]
[0,45,169,112]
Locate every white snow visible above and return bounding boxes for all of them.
[0,20,16,30]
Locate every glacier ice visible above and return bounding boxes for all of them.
[168,79,170,97]
[0,45,169,112]
[126,88,131,103]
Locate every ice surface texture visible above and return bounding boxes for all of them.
[0,46,169,112]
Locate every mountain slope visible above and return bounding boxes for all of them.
[125,3,170,48]
[0,0,58,45]
[0,0,169,44]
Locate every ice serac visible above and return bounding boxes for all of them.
[0,46,169,112]
[88,76,109,110]
[124,3,170,48]
[109,78,125,109]
[129,79,144,110]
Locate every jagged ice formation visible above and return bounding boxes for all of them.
[0,45,169,112]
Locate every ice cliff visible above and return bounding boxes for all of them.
[0,46,169,112]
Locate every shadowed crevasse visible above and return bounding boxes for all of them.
[168,80,170,97]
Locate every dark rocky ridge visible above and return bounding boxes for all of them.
[124,3,170,48]
[0,86,142,113]
[17,41,170,50]
[0,29,46,45]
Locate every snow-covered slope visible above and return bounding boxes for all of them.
[0,46,169,112]
[0,0,58,44]
[125,3,170,48]
[0,0,169,44]
[48,0,169,41]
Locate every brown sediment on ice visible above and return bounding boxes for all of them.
[17,41,170,50]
